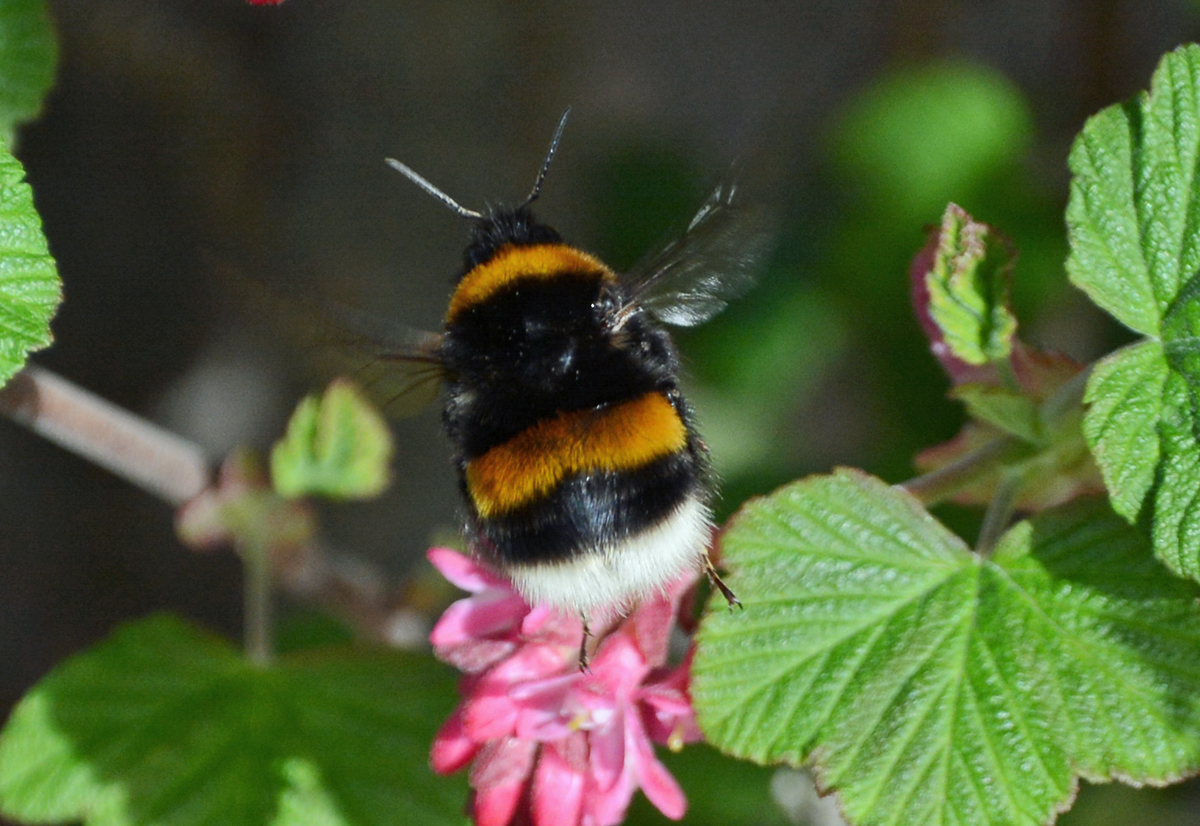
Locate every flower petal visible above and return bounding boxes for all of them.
[432,637,518,675]
[510,672,580,740]
[462,691,520,741]
[583,765,637,826]
[428,547,511,593]
[430,706,480,774]
[622,568,698,667]
[588,707,626,793]
[522,604,586,646]
[639,656,700,746]
[589,632,649,699]
[430,588,532,672]
[635,752,687,821]
[463,644,574,739]
[532,742,586,826]
[629,716,687,820]
[470,738,537,826]
[432,591,529,645]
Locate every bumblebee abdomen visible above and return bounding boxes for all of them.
[465,395,710,610]
[465,391,687,518]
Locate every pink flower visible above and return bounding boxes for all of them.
[426,549,702,826]
[428,547,582,673]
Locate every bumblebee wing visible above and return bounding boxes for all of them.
[310,297,446,415]
[226,262,446,417]
[621,181,773,327]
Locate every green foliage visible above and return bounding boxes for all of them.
[0,144,60,387]
[950,385,1041,443]
[1067,44,1200,579]
[271,379,394,500]
[0,0,56,145]
[623,745,790,826]
[693,471,1200,826]
[0,615,467,826]
[1081,341,1168,522]
[832,62,1033,221]
[922,204,1017,366]
[818,59,1058,487]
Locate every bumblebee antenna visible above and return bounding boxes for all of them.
[385,158,484,220]
[522,107,570,208]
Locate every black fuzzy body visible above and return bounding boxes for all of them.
[438,206,709,570]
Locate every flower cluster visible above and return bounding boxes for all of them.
[427,548,701,826]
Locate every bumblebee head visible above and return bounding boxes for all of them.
[459,207,563,273]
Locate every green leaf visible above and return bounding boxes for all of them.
[271,379,394,500]
[0,614,467,826]
[951,384,1040,443]
[1082,341,1168,522]
[1146,370,1200,579]
[1067,45,1200,577]
[0,145,59,387]
[1066,44,1200,336]
[693,470,1200,826]
[0,0,56,144]
[921,203,1018,366]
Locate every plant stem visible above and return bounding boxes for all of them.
[1040,363,1093,430]
[899,435,1016,506]
[976,469,1026,557]
[0,365,211,505]
[244,538,273,667]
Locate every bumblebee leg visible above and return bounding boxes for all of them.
[578,614,592,672]
[705,558,742,610]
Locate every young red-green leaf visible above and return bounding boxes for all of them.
[0,614,467,826]
[912,203,1017,375]
[693,470,1200,826]
[1066,44,1200,579]
[914,345,1101,510]
[271,379,394,500]
[0,146,59,388]
[0,0,56,144]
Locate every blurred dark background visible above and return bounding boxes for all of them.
[3,1,1200,823]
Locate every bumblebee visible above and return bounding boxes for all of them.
[379,113,769,614]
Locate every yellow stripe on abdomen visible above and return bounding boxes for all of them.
[465,392,687,518]
[446,243,614,323]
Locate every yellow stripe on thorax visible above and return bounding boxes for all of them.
[446,243,614,323]
[465,392,687,518]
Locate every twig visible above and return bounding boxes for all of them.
[0,365,212,506]
[1,364,428,650]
